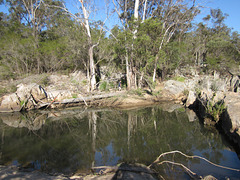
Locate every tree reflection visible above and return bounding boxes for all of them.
[0,106,239,178]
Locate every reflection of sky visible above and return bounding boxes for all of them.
[95,142,120,166]
[192,149,240,179]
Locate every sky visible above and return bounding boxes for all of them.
[194,0,240,32]
[0,0,239,33]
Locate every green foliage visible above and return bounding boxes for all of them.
[81,80,88,85]
[177,107,186,113]
[206,100,226,123]
[0,0,239,90]
[72,94,77,99]
[0,87,7,96]
[20,100,25,107]
[99,81,108,91]
[129,88,143,96]
[174,76,185,82]
[194,86,202,97]
[0,84,17,96]
[0,65,15,80]
[39,75,49,86]
[152,90,161,97]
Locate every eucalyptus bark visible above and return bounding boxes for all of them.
[80,0,96,91]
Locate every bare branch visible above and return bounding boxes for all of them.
[149,150,240,172]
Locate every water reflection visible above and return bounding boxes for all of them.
[0,104,239,179]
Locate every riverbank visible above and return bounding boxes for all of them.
[0,72,240,135]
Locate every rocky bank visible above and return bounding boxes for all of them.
[0,71,240,148]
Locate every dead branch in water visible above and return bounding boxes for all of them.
[149,150,240,172]
[156,160,198,179]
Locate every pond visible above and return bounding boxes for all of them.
[0,103,239,179]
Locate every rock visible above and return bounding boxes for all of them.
[185,78,199,91]
[70,70,87,82]
[0,93,21,112]
[230,75,240,92]
[164,80,186,99]
[213,91,225,103]
[202,175,217,180]
[202,76,212,91]
[0,83,48,112]
[186,109,197,122]
[186,90,196,108]
[112,163,157,180]
[159,102,183,113]
[16,83,47,103]
[47,90,73,101]
[204,117,216,126]
[0,165,69,180]
[223,92,240,134]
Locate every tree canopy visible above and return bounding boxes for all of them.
[0,0,239,89]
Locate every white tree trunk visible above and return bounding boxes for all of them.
[133,0,139,38]
[134,0,139,20]
[80,0,96,91]
[142,0,148,22]
[89,46,96,90]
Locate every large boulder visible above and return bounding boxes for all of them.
[0,83,47,112]
[186,90,196,108]
[219,92,240,148]
[0,93,21,112]
[16,83,47,103]
[164,80,186,99]
[223,92,240,134]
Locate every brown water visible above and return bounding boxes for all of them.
[0,104,239,179]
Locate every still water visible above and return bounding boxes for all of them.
[0,104,239,179]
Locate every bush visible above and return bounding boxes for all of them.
[0,65,15,80]
[174,76,185,82]
[0,85,17,96]
[81,80,88,85]
[152,90,161,97]
[129,88,143,96]
[99,81,108,91]
[39,74,49,86]
[72,94,78,98]
[206,100,225,123]
[0,87,7,96]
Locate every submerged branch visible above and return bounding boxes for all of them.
[149,150,240,172]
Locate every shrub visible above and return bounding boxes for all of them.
[99,81,108,91]
[72,94,78,98]
[81,80,88,85]
[0,87,7,96]
[152,90,161,97]
[40,75,49,86]
[174,76,185,82]
[206,100,225,123]
[129,88,143,96]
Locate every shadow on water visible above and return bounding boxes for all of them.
[0,103,239,179]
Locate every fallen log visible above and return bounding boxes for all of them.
[37,92,123,109]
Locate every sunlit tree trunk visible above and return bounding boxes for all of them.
[142,0,147,22]
[80,0,96,91]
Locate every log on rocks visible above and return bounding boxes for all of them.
[37,92,122,109]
